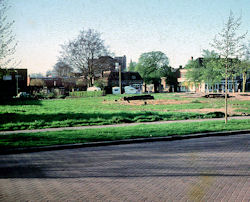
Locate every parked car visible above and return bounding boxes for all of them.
[87,86,101,91]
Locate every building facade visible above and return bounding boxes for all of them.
[0,68,28,98]
[177,58,250,93]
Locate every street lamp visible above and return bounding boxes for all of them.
[14,70,21,96]
[115,63,122,94]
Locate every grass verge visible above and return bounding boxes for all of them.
[0,119,249,149]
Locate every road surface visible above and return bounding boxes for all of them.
[0,134,249,201]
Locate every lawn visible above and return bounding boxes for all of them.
[0,93,249,131]
[0,119,249,149]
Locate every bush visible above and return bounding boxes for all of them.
[58,95,66,99]
[69,91,104,97]
[205,112,225,118]
[34,92,47,99]
[191,100,201,103]
[47,92,56,99]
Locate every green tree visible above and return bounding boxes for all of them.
[201,50,223,92]
[136,51,169,93]
[94,78,107,90]
[185,59,203,91]
[128,60,137,71]
[210,11,247,123]
[240,42,250,92]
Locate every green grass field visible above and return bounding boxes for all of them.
[0,119,249,149]
[0,93,249,131]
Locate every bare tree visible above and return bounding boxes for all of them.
[59,29,110,87]
[53,61,73,77]
[0,0,18,69]
[211,11,247,123]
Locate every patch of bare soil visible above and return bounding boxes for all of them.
[174,108,241,116]
[229,93,250,101]
[183,92,250,100]
[117,99,191,106]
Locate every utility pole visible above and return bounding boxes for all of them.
[119,65,122,94]
[15,71,19,96]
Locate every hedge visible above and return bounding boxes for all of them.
[69,91,104,97]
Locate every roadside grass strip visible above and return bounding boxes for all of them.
[0,119,249,149]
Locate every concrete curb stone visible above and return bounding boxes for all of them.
[1,129,249,155]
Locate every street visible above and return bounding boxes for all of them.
[0,134,249,201]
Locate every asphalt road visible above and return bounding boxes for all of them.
[0,134,249,201]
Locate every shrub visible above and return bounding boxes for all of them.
[47,92,56,99]
[34,92,47,99]
[69,91,104,97]
[191,100,201,103]
[58,95,66,99]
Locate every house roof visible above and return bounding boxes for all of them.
[103,71,143,81]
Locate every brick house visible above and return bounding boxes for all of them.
[100,71,143,93]
[0,68,28,98]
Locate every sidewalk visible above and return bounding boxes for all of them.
[0,116,249,135]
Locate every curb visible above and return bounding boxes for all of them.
[0,129,249,155]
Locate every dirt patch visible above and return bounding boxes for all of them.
[183,92,250,100]
[174,108,241,116]
[117,99,191,106]
[230,94,250,101]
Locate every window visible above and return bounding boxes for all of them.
[3,75,12,80]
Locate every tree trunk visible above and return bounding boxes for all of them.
[144,83,147,93]
[242,72,246,93]
[154,83,157,93]
[225,63,228,124]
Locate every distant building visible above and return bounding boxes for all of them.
[177,57,250,92]
[92,56,116,78]
[101,71,143,93]
[91,55,127,79]
[114,55,126,72]
[0,68,28,98]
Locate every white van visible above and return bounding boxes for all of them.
[124,86,137,94]
[112,87,120,94]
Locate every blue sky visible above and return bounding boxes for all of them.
[8,0,250,74]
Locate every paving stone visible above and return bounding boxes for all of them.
[0,134,249,201]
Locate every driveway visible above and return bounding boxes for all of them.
[0,134,249,201]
